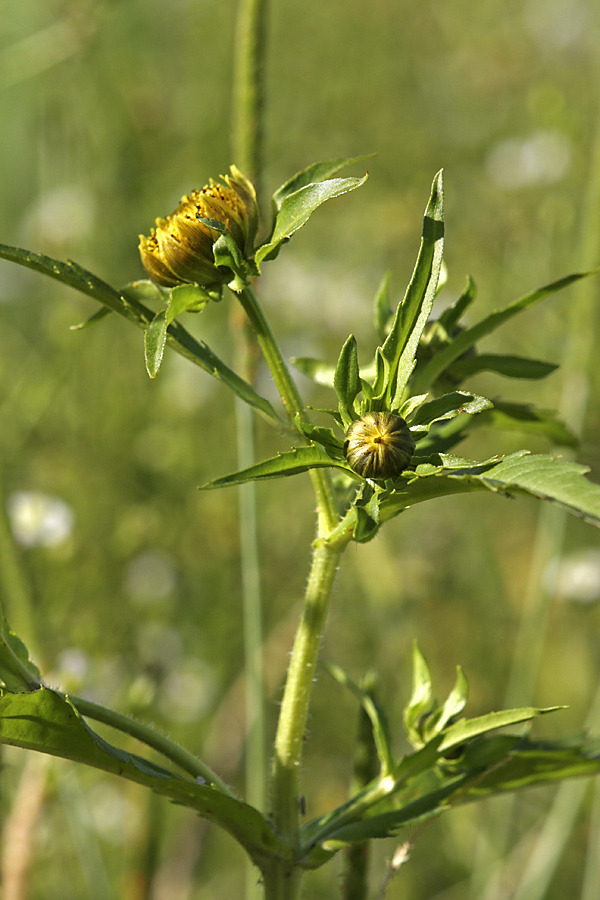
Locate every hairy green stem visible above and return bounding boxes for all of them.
[236,282,348,898]
[70,694,234,796]
[270,541,344,848]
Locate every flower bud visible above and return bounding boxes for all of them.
[344,412,415,480]
[139,166,259,288]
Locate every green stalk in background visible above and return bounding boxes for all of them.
[231,4,270,898]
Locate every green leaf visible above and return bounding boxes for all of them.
[301,737,444,857]
[271,155,374,212]
[167,283,212,320]
[309,735,600,850]
[409,391,493,432]
[463,736,600,797]
[144,285,212,378]
[374,170,445,410]
[403,644,436,748]
[0,243,281,428]
[291,357,336,387]
[448,353,558,382]
[417,666,470,745]
[294,418,345,457]
[353,482,383,543]
[437,275,477,333]
[0,616,42,692]
[70,306,112,331]
[432,667,469,735]
[412,269,598,393]
[144,310,168,379]
[323,661,394,775]
[0,687,290,868]
[200,445,353,489]
[377,451,600,528]
[334,334,361,428]
[439,706,563,753]
[373,270,393,341]
[472,402,578,447]
[0,243,141,321]
[255,174,369,267]
[120,279,167,304]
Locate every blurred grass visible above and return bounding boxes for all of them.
[2,1,600,898]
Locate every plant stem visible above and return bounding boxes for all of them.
[237,282,347,895]
[70,694,234,796]
[237,282,338,534]
[270,540,344,847]
[231,5,270,899]
[232,0,268,195]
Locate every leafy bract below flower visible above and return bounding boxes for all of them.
[138,166,259,289]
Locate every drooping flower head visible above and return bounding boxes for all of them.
[139,166,259,289]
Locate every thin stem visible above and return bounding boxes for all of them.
[237,393,267,817]
[70,694,234,797]
[342,675,380,900]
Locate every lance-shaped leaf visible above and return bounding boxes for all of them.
[471,402,577,447]
[439,705,563,754]
[403,644,436,748]
[200,445,354,489]
[448,353,558,383]
[323,661,394,775]
[372,171,444,411]
[412,269,598,393]
[302,706,572,860]
[70,306,112,331]
[377,451,600,527]
[255,173,369,267]
[291,357,337,387]
[311,734,600,852]
[373,269,393,341]
[271,155,374,212]
[424,666,469,740]
[0,243,281,427]
[334,334,361,429]
[301,737,444,856]
[437,274,477,333]
[0,687,291,868]
[294,418,345,458]
[408,391,493,435]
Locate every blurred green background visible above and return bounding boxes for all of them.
[2,1,600,898]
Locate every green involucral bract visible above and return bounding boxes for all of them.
[344,412,415,480]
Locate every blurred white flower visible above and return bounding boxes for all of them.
[136,621,183,668]
[524,0,589,51]
[7,491,75,547]
[158,659,216,723]
[85,782,137,843]
[124,549,178,606]
[547,548,600,604]
[21,184,96,248]
[486,130,571,190]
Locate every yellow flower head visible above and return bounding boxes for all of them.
[139,166,259,288]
